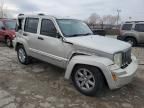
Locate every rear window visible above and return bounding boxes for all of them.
[16,18,24,31]
[135,24,144,32]
[24,18,39,33]
[122,24,132,30]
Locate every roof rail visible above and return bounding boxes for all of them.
[126,21,144,23]
[0,18,8,19]
[38,13,45,16]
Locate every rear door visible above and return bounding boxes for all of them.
[23,17,39,54]
[134,24,144,43]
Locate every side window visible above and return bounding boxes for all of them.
[24,18,39,33]
[40,19,57,37]
[122,24,132,30]
[135,24,144,32]
[0,21,4,30]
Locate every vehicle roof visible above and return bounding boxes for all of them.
[18,14,78,20]
[0,18,16,22]
[124,21,144,24]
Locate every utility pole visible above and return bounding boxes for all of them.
[116,9,121,26]
[0,0,5,18]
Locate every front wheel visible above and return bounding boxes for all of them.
[72,65,105,96]
[17,45,30,65]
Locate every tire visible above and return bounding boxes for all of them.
[125,38,137,47]
[17,45,30,65]
[5,37,12,47]
[71,65,105,96]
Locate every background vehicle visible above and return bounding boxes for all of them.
[13,14,138,96]
[0,18,16,47]
[117,21,144,46]
[92,29,106,36]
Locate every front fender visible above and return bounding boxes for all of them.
[65,55,113,79]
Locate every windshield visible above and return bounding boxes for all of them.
[57,19,93,37]
[5,20,16,30]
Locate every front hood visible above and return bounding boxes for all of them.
[65,35,131,54]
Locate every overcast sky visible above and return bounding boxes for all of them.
[3,0,144,21]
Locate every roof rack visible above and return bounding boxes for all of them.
[18,13,24,16]
[0,17,8,19]
[38,13,45,16]
[126,21,144,23]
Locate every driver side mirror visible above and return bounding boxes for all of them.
[55,31,62,39]
[1,27,6,30]
[56,32,62,39]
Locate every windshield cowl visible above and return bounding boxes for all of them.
[66,33,93,37]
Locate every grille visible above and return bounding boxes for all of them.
[121,49,132,69]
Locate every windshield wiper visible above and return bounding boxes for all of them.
[68,34,84,37]
[82,33,93,36]
[68,33,92,37]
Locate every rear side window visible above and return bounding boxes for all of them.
[122,24,132,30]
[40,19,57,37]
[135,24,144,32]
[24,18,39,33]
[0,21,4,29]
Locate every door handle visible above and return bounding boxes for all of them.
[38,37,44,40]
[23,33,28,36]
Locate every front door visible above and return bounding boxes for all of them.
[34,19,69,68]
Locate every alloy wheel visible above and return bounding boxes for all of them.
[75,68,95,91]
[18,48,26,63]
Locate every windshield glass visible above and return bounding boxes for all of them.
[5,20,16,30]
[57,19,93,37]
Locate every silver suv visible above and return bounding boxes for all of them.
[117,21,144,46]
[13,14,138,96]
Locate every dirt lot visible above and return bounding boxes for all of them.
[0,43,144,108]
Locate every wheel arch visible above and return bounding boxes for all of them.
[71,64,109,87]
[14,38,30,55]
[64,55,115,89]
[15,42,24,51]
[124,36,137,43]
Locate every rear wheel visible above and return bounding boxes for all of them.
[72,65,105,96]
[17,45,30,65]
[125,38,137,47]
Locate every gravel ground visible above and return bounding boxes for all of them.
[0,42,144,108]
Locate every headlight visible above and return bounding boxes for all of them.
[114,53,122,67]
